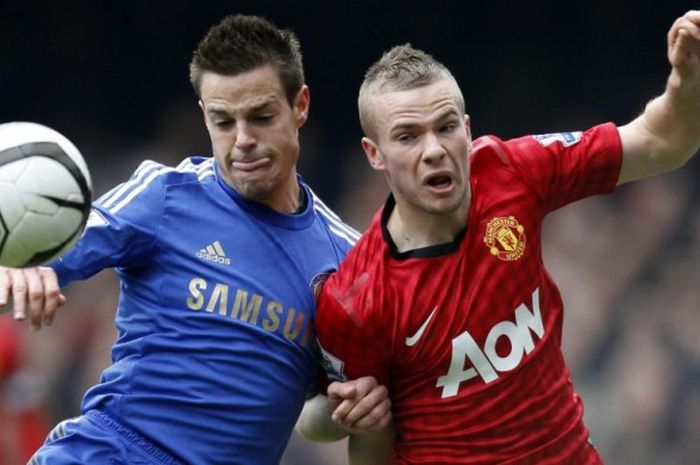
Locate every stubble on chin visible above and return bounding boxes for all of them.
[233,174,278,202]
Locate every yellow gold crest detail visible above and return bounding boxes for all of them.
[483,216,526,261]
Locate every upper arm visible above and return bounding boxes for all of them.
[316,273,392,387]
[51,161,165,284]
[504,124,622,211]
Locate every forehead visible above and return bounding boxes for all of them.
[199,65,287,112]
[372,78,463,129]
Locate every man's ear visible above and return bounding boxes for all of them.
[465,114,473,153]
[293,85,311,128]
[198,100,208,125]
[362,137,385,171]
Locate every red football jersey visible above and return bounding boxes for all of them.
[316,123,622,464]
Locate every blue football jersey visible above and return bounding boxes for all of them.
[50,156,359,465]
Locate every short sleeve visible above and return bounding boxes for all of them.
[51,160,165,285]
[315,271,391,391]
[506,122,623,212]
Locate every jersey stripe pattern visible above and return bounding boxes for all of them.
[316,123,622,465]
[51,156,358,465]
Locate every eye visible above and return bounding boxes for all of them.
[397,133,416,143]
[439,122,458,133]
[252,114,274,123]
[214,120,233,129]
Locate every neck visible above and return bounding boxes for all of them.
[257,170,303,214]
[387,195,470,253]
[272,183,304,214]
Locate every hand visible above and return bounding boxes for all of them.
[668,10,700,85]
[327,376,392,434]
[0,266,66,330]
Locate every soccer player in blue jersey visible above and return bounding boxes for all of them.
[0,15,390,465]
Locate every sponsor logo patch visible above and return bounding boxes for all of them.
[318,342,347,382]
[532,132,582,147]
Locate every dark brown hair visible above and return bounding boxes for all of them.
[189,15,304,105]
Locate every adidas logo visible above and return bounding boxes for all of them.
[196,240,231,265]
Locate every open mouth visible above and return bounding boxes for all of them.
[426,174,453,189]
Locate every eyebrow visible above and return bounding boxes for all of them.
[205,108,231,116]
[390,108,460,132]
[434,108,461,121]
[205,98,277,116]
[248,99,276,113]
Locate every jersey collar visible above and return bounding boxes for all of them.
[214,164,315,230]
[381,194,467,260]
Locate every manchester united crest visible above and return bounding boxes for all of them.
[483,216,526,261]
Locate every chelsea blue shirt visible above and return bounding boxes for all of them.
[51,156,359,465]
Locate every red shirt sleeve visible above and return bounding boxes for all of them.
[315,256,392,392]
[504,122,623,213]
[0,318,21,380]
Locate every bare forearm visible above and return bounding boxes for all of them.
[618,72,700,184]
[297,376,394,452]
[296,394,349,442]
[617,12,700,184]
[348,425,396,465]
[641,69,700,162]
[646,11,700,162]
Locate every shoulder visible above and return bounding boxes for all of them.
[469,135,519,179]
[147,156,216,187]
[471,133,549,166]
[96,156,216,214]
[470,132,566,179]
[318,217,390,341]
[307,185,361,250]
[319,232,380,310]
[328,212,384,287]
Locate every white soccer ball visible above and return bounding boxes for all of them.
[0,122,92,267]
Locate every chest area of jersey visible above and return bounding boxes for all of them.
[386,209,557,396]
[154,198,337,346]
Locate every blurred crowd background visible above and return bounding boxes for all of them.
[1,1,699,464]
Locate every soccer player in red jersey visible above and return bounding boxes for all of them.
[310,10,700,465]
